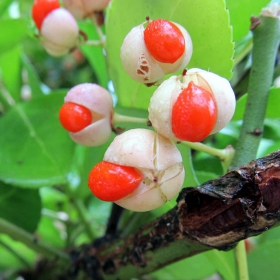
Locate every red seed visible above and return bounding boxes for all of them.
[32,0,60,30]
[59,102,92,133]
[88,162,143,201]
[144,19,185,63]
[172,81,217,142]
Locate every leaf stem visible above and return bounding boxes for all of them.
[90,14,106,48]
[65,145,96,240]
[81,39,104,46]
[0,218,69,263]
[235,241,250,280]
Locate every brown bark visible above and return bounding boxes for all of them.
[22,150,280,280]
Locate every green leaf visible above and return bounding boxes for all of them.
[226,0,271,42]
[232,87,280,121]
[0,46,22,103]
[106,0,234,109]
[204,250,237,280]
[0,182,41,232]
[151,253,215,280]
[0,92,76,188]
[0,19,29,54]
[0,0,14,16]
[248,240,280,280]
[79,22,109,88]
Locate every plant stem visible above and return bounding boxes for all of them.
[0,218,69,263]
[72,198,97,240]
[0,238,32,268]
[82,39,104,46]
[65,145,96,240]
[231,11,280,280]
[236,241,250,280]
[181,141,235,173]
[90,14,106,48]
[231,15,280,168]
[112,112,149,125]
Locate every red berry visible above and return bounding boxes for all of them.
[172,81,217,142]
[32,0,60,30]
[59,102,92,133]
[144,19,185,63]
[88,161,143,201]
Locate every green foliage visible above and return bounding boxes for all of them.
[0,93,75,188]
[0,182,41,232]
[0,19,29,54]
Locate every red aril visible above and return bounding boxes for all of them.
[59,102,92,133]
[172,81,217,142]
[144,19,185,63]
[88,161,143,201]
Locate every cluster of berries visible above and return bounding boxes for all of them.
[57,17,235,212]
[32,0,110,56]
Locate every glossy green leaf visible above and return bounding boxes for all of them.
[248,240,280,280]
[0,19,28,54]
[226,0,271,42]
[0,46,22,103]
[232,87,280,121]
[0,182,41,232]
[106,0,234,109]
[151,253,215,280]
[0,92,76,188]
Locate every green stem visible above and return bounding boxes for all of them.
[0,218,69,263]
[181,141,235,173]
[231,12,280,280]
[82,39,104,46]
[112,112,149,125]
[0,238,32,268]
[72,199,96,240]
[65,145,96,240]
[231,15,280,168]
[90,14,106,48]
[236,241,250,280]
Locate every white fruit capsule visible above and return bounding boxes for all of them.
[120,24,165,84]
[104,129,185,212]
[148,69,236,141]
[40,8,79,57]
[63,0,110,19]
[64,83,113,146]
[120,20,193,84]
